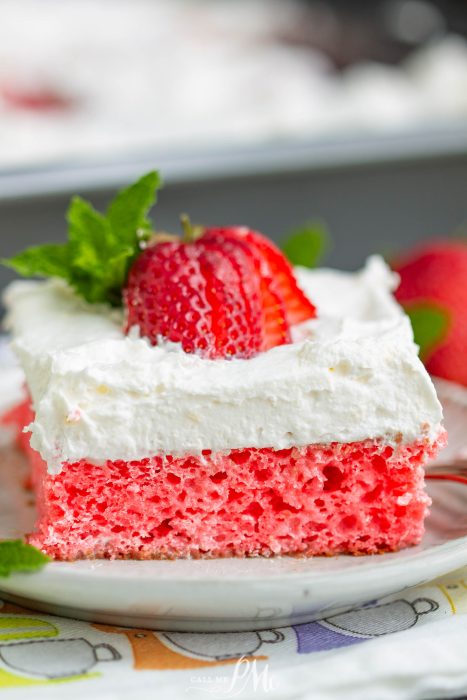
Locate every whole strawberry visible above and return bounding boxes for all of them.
[394,239,467,386]
[124,216,316,359]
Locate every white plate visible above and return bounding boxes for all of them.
[0,368,466,632]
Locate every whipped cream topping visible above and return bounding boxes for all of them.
[3,256,443,473]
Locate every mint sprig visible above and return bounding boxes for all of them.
[0,540,50,577]
[2,171,162,307]
[404,303,450,361]
[281,221,329,268]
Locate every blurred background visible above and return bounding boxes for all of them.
[1,0,467,296]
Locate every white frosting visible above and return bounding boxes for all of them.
[3,256,443,473]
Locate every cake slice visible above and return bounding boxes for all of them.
[1,174,445,560]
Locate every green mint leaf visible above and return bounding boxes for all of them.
[281,222,329,268]
[2,244,71,281]
[66,196,118,304]
[2,171,162,307]
[405,303,450,361]
[67,196,112,267]
[0,540,50,577]
[107,170,162,246]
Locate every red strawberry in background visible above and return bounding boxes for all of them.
[1,82,71,111]
[124,216,316,359]
[394,239,467,386]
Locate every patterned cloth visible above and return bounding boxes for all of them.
[0,567,466,699]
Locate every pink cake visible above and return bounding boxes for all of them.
[3,399,445,559]
[1,175,445,561]
[2,257,445,561]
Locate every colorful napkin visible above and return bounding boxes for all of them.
[0,566,466,700]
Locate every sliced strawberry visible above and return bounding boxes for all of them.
[124,241,217,356]
[124,223,317,359]
[201,229,290,351]
[196,242,263,358]
[260,278,290,350]
[223,228,317,326]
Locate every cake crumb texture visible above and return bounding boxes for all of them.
[2,400,444,561]
[27,445,444,561]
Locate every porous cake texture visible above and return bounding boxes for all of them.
[4,401,444,561]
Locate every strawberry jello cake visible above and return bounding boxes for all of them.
[1,173,445,560]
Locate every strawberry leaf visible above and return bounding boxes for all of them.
[2,171,162,307]
[282,222,329,268]
[0,540,49,577]
[404,303,450,361]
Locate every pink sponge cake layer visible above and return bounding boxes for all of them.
[30,439,444,560]
[5,400,444,560]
